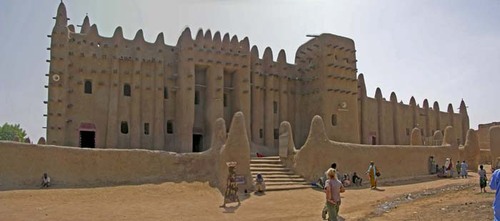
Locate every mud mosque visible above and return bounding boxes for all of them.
[1,1,494,193]
[45,2,469,153]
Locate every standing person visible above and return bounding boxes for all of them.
[448,158,454,177]
[455,161,461,178]
[324,168,344,221]
[444,158,452,177]
[478,165,487,193]
[322,163,339,219]
[461,160,469,178]
[366,161,380,189]
[490,169,500,220]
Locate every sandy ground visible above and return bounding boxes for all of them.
[0,172,495,221]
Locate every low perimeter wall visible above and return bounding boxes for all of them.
[0,112,252,192]
[281,116,465,181]
[0,142,216,188]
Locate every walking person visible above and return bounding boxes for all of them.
[460,160,468,178]
[323,168,344,221]
[366,161,380,189]
[490,169,500,220]
[478,165,487,193]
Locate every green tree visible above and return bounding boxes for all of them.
[0,123,27,142]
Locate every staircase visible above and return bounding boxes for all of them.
[250,156,312,191]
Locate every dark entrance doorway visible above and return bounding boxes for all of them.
[80,131,95,148]
[193,134,203,152]
[371,136,377,145]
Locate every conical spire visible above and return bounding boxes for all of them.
[375,87,383,100]
[54,1,68,27]
[155,32,165,45]
[80,15,90,33]
[459,99,468,115]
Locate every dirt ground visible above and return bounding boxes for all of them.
[0,171,495,221]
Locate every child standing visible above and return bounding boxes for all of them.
[479,165,488,193]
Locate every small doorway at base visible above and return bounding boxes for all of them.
[193,134,203,152]
[371,136,377,145]
[80,131,95,148]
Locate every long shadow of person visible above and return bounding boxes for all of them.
[221,204,240,213]
[372,187,386,191]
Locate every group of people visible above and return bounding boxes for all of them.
[430,156,469,179]
[339,172,363,187]
[320,161,381,221]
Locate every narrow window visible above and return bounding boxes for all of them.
[259,129,263,138]
[84,80,92,94]
[164,87,168,99]
[406,128,410,136]
[123,83,131,96]
[223,93,228,107]
[331,114,337,126]
[144,123,150,135]
[194,90,200,105]
[273,101,278,114]
[274,128,279,139]
[120,121,128,134]
[167,120,173,134]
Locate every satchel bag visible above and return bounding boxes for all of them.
[376,171,381,177]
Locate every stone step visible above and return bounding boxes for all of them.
[261,177,307,182]
[249,156,309,192]
[251,171,297,176]
[252,174,304,179]
[250,159,282,164]
[265,181,311,186]
[250,167,290,172]
[249,163,287,168]
[251,156,280,160]
[265,184,312,191]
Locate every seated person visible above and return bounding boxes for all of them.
[254,173,265,193]
[342,173,351,187]
[41,173,50,188]
[352,172,363,186]
[437,166,446,178]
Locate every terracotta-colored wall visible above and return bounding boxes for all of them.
[0,112,253,192]
[0,142,216,189]
[286,116,460,181]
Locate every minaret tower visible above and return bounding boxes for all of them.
[46,1,70,145]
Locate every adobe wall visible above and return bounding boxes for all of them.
[478,122,500,150]
[490,126,500,164]
[281,116,461,182]
[0,112,252,192]
[0,142,214,189]
[358,82,467,146]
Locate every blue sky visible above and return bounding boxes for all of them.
[0,0,499,140]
